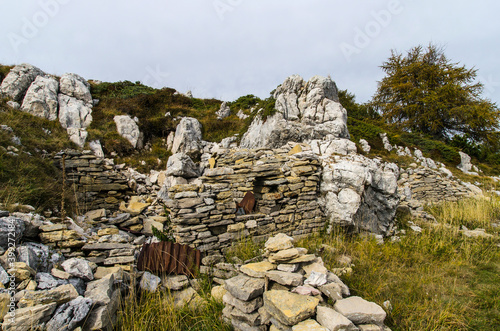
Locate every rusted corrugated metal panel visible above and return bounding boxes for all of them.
[237,191,255,214]
[137,241,201,277]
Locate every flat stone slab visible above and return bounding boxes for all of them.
[266,270,304,287]
[292,319,328,331]
[265,233,294,252]
[316,306,358,331]
[240,261,276,278]
[319,282,343,301]
[334,296,387,325]
[269,248,303,263]
[223,291,263,314]
[82,243,134,250]
[225,275,265,301]
[263,290,319,326]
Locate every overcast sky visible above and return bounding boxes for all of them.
[1,0,499,105]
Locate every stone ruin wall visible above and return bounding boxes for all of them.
[54,150,132,211]
[164,149,327,255]
[399,166,480,204]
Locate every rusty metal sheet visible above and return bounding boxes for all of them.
[137,241,201,277]
[237,191,255,214]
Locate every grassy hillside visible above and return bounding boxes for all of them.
[0,98,74,212]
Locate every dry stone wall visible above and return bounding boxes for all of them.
[164,148,327,255]
[399,166,481,203]
[54,150,132,211]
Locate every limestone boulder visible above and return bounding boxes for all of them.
[171,117,203,156]
[216,101,231,119]
[0,216,25,250]
[166,153,199,178]
[83,288,120,330]
[140,271,161,292]
[320,154,400,235]
[89,140,104,157]
[240,75,349,149]
[225,275,266,301]
[334,296,387,325]
[45,296,92,331]
[311,138,357,156]
[263,290,319,326]
[316,306,358,331]
[114,115,143,148]
[59,73,92,104]
[61,258,94,281]
[58,94,92,129]
[20,75,59,120]
[0,64,44,102]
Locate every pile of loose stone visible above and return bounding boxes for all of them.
[0,208,149,330]
[219,233,390,331]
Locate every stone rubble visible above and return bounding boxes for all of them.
[221,233,391,331]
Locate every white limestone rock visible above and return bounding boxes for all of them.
[216,101,231,119]
[140,271,161,292]
[45,296,92,331]
[359,139,371,153]
[379,133,392,152]
[67,128,88,148]
[114,115,143,148]
[58,94,92,129]
[320,154,400,235]
[61,258,94,281]
[311,138,357,156]
[316,306,358,331]
[0,63,44,102]
[334,296,387,325]
[20,75,59,121]
[166,153,199,178]
[171,117,203,156]
[240,75,349,149]
[59,73,92,104]
[457,151,479,175]
[89,140,104,158]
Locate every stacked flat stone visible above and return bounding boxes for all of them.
[222,233,391,331]
[54,149,131,210]
[164,146,326,255]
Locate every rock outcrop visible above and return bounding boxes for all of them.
[240,75,349,149]
[20,76,59,121]
[0,64,44,102]
[320,154,400,235]
[114,115,143,149]
[171,117,203,156]
[216,101,231,119]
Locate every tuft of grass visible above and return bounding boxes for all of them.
[297,196,500,331]
[428,195,500,230]
[117,275,231,331]
[224,235,264,263]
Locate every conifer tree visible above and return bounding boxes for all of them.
[372,44,500,144]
